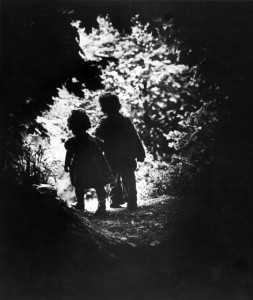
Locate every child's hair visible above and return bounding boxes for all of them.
[67,109,91,133]
[99,92,121,114]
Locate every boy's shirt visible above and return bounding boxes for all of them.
[95,113,145,169]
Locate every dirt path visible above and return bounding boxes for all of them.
[76,196,173,247]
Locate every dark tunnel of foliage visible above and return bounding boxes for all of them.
[1,1,253,298]
[1,1,253,221]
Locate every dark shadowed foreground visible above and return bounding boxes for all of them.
[1,183,253,300]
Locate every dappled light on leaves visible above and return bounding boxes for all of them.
[74,15,200,159]
[19,15,220,204]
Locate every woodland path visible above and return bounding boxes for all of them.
[73,196,173,247]
[67,195,253,300]
[66,195,233,300]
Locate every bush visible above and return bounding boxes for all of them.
[32,15,222,200]
[73,15,201,159]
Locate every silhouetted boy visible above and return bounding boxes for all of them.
[64,109,112,215]
[95,93,145,211]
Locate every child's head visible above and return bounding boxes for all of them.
[67,109,91,134]
[99,92,121,115]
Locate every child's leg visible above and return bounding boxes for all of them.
[121,170,137,210]
[109,173,125,207]
[75,186,85,210]
[95,185,107,214]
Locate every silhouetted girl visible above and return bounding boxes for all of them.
[64,109,112,214]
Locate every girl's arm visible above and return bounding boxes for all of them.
[64,150,73,172]
[64,138,74,172]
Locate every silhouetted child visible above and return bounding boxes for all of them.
[64,109,112,215]
[95,93,145,211]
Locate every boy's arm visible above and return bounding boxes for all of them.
[127,118,146,162]
[135,137,146,162]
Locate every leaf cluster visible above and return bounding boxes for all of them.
[75,16,201,159]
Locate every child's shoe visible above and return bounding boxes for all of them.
[95,202,106,216]
[127,203,137,212]
[110,198,125,208]
[110,203,124,208]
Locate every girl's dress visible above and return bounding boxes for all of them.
[65,132,113,189]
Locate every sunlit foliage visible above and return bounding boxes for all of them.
[74,15,200,159]
[26,16,212,198]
